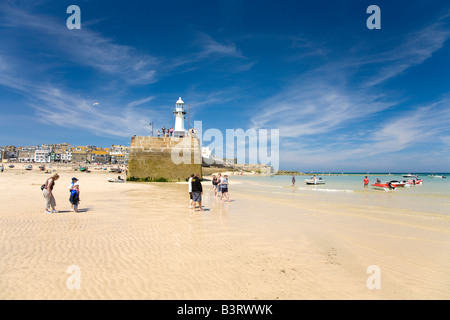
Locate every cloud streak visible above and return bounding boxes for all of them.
[0,5,161,85]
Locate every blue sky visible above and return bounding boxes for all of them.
[1,0,450,172]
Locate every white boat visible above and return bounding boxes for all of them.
[403,174,418,178]
[429,174,446,179]
[305,177,326,185]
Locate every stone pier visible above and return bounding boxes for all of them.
[127,136,202,182]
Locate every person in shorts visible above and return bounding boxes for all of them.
[191,174,204,212]
[216,173,222,197]
[212,175,219,197]
[219,174,230,202]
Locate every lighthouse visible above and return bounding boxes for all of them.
[173,97,187,138]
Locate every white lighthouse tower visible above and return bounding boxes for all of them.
[173,97,187,138]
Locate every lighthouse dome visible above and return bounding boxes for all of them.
[176,97,184,104]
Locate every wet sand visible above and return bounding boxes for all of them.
[0,169,449,299]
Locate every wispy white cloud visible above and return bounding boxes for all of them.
[248,13,450,170]
[441,136,450,147]
[126,96,155,108]
[277,98,450,171]
[363,20,450,87]
[0,4,160,85]
[28,86,158,138]
[0,52,159,138]
[196,32,244,59]
[251,79,397,138]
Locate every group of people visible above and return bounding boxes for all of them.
[212,173,230,202]
[157,126,174,137]
[188,173,230,211]
[42,174,81,214]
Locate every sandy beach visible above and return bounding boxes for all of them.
[0,168,449,300]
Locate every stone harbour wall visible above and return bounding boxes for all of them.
[128,136,202,182]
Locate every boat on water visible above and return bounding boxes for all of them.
[403,174,418,178]
[305,177,326,185]
[372,182,396,191]
[389,180,406,188]
[429,174,446,179]
[405,179,423,186]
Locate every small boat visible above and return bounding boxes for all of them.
[406,179,423,186]
[305,177,326,185]
[372,182,396,191]
[79,167,88,172]
[389,180,406,188]
[9,165,15,168]
[429,174,446,179]
[107,176,125,183]
[403,174,418,178]
[25,165,33,170]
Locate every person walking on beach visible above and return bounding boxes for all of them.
[69,182,81,213]
[43,173,60,214]
[188,174,194,209]
[191,174,204,212]
[216,173,222,197]
[219,174,230,202]
[292,174,296,186]
[212,175,219,197]
[364,176,370,188]
[1,164,4,173]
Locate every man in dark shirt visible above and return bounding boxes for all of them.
[191,174,204,212]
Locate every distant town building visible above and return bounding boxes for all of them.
[35,148,51,163]
[18,146,37,163]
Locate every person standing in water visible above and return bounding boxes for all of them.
[364,176,370,188]
[292,174,296,187]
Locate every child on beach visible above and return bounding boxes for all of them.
[69,183,81,212]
